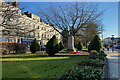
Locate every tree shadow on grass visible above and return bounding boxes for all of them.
[1,54,88,62]
[2,54,88,59]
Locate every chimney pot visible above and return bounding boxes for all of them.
[12,1,18,8]
[40,19,43,22]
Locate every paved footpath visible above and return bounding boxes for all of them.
[103,50,120,80]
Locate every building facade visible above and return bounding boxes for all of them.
[0,1,61,45]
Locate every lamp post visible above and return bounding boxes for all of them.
[111,35,114,52]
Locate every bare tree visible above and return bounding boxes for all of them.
[81,22,103,48]
[37,2,104,51]
[0,1,37,43]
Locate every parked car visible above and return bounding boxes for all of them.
[41,45,45,51]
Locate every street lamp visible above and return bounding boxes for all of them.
[111,35,114,52]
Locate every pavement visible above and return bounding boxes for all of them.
[103,48,120,79]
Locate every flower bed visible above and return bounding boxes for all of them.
[59,51,81,54]
[60,58,106,80]
[59,50,107,79]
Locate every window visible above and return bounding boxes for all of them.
[44,28,46,31]
[33,25,35,28]
[41,27,43,30]
[41,27,46,31]
[42,34,44,38]
[37,20,39,22]
[34,32,35,37]
[38,33,39,37]
[37,26,39,29]
[48,35,49,39]
[45,34,46,38]
[29,33,30,36]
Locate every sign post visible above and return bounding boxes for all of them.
[111,35,114,52]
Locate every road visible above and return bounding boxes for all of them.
[103,49,120,79]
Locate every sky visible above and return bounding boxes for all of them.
[18,2,118,39]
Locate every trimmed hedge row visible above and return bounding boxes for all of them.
[89,50,107,60]
[61,58,105,80]
[0,42,27,54]
[62,66,103,80]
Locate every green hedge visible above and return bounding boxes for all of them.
[61,59,104,80]
[89,50,99,59]
[0,42,27,54]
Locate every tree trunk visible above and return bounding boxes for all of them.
[86,42,88,48]
[68,35,76,52]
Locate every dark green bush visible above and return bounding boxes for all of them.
[88,35,103,52]
[81,59,105,67]
[46,35,60,56]
[89,50,98,59]
[59,41,64,51]
[98,51,107,60]
[99,51,107,57]
[30,38,41,53]
[77,42,83,50]
[62,66,102,80]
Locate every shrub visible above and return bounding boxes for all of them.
[0,48,8,55]
[77,42,83,50]
[89,50,98,59]
[80,59,105,67]
[88,34,103,52]
[0,42,27,54]
[62,66,102,80]
[59,41,64,51]
[99,51,107,57]
[1,42,14,54]
[98,51,107,60]
[30,38,41,53]
[14,43,27,54]
[46,35,60,56]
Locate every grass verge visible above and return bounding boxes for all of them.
[2,53,88,78]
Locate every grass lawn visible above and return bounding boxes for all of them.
[82,46,88,51]
[2,53,88,78]
[62,46,88,52]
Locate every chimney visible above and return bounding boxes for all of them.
[24,10,29,15]
[24,10,31,18]
[12,0,18,8]
[40,19,43,22]
[27,10,29,14]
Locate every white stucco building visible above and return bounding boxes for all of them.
[0,1,61,45]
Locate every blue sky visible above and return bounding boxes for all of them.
[99,2,118,39]
[19,2,118,39]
